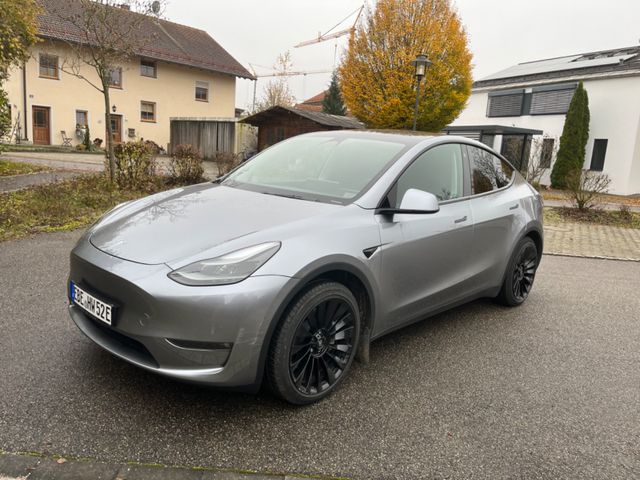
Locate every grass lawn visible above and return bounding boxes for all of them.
[0,173,179,242]
[0,159,50,177]
[544,206,640,229]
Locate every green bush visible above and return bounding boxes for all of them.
[169,144,205,184]
[83,126,92,151]
[113,141,157,189]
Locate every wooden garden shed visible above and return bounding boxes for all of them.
[240,106,363,151]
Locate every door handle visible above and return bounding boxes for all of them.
[454,215,467,224]
[509,204,519,210]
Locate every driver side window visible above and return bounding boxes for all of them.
[387,143,464,208]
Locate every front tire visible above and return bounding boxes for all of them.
[267,281,360,405]
[497,237,539,307]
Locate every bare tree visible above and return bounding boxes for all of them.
[46,0,163,182]
[564,169,611,211]
[525,136,558,188]
[256,51,295,111]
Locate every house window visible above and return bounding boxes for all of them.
[195,81,209,101]
[590,139,608,171]
[140,101,156,122]
[108,68,122,88]
[487,89,524,117]
[39,54,59,79]
[540,138,555,168]
[140,59,157,78]
[530,84,576,115]
[75,110,88,128]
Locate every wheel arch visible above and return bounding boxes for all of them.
[253,258,378,389]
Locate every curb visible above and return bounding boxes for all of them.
[0,451,349,480]
[543,251,640,262]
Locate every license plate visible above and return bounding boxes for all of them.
[70,282,114,325]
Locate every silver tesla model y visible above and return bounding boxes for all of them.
[68,131,543,404]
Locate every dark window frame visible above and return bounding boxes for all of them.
[487,89,525,118]
[75,110,88,128]
[195,81,209,102]
[39,53,59,79]
[140,59,157,78]
[140,101,156,123]
[589,139,608,171]
[108,67,123,89]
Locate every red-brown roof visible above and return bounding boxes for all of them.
[37,0,254,79]
[295,90,327,111]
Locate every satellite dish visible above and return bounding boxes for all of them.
[151,1,161,15]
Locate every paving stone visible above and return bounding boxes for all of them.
[544,222,640,260]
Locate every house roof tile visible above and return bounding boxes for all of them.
[37,0,254,79]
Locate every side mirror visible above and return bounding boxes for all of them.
[376,188,440,215]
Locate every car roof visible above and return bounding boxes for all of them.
[304,129,442,148]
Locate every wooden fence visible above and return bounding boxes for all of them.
[169,120,235,159]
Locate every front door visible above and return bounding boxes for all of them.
[377,143,474,330]
[109,114,122,144]
[32,106,50,145]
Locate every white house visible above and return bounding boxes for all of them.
[449,46,640,195]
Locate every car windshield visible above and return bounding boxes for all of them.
[222,135,409,203]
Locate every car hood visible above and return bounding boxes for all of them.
[89,184,341,265]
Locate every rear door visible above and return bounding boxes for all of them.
[377,143,474,330]
[465,144,522,290]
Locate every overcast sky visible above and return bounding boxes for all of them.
[165,0,640,111]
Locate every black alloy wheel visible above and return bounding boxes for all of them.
[497,237,539,307]
[267,281,360,404]
[289,298,356,395]
[512,244,537,302]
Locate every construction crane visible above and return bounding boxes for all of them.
[248,64,333,112]
[294,5,364,48]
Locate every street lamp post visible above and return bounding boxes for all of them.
[411,54,432,131]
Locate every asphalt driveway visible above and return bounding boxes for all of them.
[0,231,638,479]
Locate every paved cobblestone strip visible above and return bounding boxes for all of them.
[543,222,640,261]
[0,452,344,480]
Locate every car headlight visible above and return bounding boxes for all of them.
[168,242,281,286]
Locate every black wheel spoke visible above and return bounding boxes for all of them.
[289,295,356,397]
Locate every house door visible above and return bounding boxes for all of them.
[32,106,51,145]
[109,115,122,144]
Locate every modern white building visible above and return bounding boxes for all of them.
[448,46,640,195]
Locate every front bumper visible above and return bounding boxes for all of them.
[68,238,298,388]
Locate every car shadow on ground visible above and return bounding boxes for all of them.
[76,296,506,412]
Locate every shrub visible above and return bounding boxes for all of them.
[213,151,240,176]
[83,126,92,151]
[113,141,157,189]
[551,82,590,188]
[169,144,204,184]
[75,144,86,151]
[564,169,611,211]
[618,204,633,223]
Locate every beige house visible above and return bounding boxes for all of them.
[4,0,253,150]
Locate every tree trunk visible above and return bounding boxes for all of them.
[103,84,115,183]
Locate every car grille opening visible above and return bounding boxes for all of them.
[83,313,159,368]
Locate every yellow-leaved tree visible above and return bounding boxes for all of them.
[340,0,472,131]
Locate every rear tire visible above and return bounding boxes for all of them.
[267,281,360,405]
[497,237,538,307]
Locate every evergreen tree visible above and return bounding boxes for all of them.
[83,125,92,151]
[550,82,590,188]
[322,72,346,116]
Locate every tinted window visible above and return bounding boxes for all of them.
[224,135,410,203]
[467,145,514,194]
[590,139,608,171]
[389,144,464,207]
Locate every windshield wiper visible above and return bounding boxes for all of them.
[261,191,303,200]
